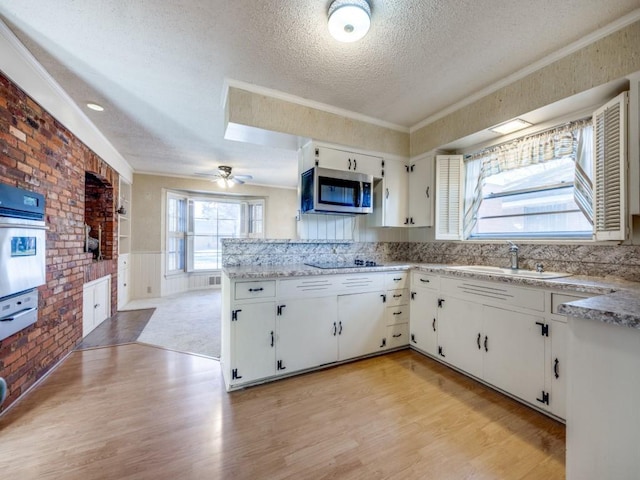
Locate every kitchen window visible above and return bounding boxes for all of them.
[435,92,628,241]
[166,193,265,274]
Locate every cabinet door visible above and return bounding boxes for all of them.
[316,146,383,176]
[409,288,438,356]
[338,291,386,361]
[117,267,129,310]
[232,302,276,384]
[482,306,546,406]
[408,156,434,227]
[549,319,567,419]
[276,297,338,374]
[93,278,110,326]
[381,159,409,227]
[437,295,483,378]
[317,146,351,171]
[82,286,95,337]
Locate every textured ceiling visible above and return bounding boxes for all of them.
[0,1,638,187]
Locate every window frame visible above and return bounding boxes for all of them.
[434,92,628,243]
[165,191,266,275]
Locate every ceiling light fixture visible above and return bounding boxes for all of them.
[328,0,371,43]
[216,177,234,189]
[86,102,105,112]
[489,118,532,135]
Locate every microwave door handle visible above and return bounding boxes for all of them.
[358,183,363,208]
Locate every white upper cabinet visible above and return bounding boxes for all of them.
[369,158,409,227]
[407,155,434,227]
[300,143,383,177]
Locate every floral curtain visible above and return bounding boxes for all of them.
[463,118,592,235]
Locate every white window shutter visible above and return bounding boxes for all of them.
[593,91,628,241]
[435,155,464,240]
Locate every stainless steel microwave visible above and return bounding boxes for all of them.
[300,167,373,215]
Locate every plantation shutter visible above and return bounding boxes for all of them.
[435,155,464,240]
[593,92,627,241]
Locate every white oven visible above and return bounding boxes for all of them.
[0,184,46,299]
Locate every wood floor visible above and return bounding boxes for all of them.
[0,345,565,479]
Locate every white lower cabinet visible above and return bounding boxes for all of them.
[482,305,546,406]
[82,275,111,337]
[409,272,440,356]
[413,273,574,420]
[549,319,567,419]
[276,297,337,374]
[230,302,276,385]
[223,268,576,421]
[338,291,387,360]
[436,295,483,378]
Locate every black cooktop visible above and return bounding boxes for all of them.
[304,260,383,269]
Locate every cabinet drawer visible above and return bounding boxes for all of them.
[387,323,409,349]
[551,293,588,314]
[386,288,409,306]
[384,271,409,289]
[234,280,276,300]
[336,273,384,292]
[385,305,409,325]
[412,272,440,291]
[440,277,545,311]
[278,276,337,298]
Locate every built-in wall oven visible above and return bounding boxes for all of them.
[0,183,46,341]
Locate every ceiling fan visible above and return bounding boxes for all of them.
[195,165,253,187]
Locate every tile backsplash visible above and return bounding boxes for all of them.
[222,239,640,281]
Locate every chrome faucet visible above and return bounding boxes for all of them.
[507,241,519,270]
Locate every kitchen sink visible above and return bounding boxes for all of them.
[447,265,573,279]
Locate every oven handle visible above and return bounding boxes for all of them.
[0,221,47,230]
[0,307,37,322]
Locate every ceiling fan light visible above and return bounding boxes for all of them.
[328,0,371,43]
[216,178,227,188]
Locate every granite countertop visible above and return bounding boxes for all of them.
[223,262,414,279]
[223,262,640,329]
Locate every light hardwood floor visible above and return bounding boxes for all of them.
[0,345,565,479]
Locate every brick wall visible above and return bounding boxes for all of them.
[0,72,119,412]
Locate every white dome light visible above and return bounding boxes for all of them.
[328,0,371,43]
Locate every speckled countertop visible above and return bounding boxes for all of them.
[223,262,640,329]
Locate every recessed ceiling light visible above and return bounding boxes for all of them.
[86,102,105,112]
[489,118,532,135]
[328,0,371,43]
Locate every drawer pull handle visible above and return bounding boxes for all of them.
[432,318,436,332]
[484,335,489,352]
[411,333,417,344]
[270,331,274,348]
[392,311,402,316]
[477,333,481,350]
[420,278,430,283]
[392,333,402,338]
[393,277,402,281]
[338,321,343,335]
[393,294,402,298]
[554,358,560,379]
[248,287,264,292]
